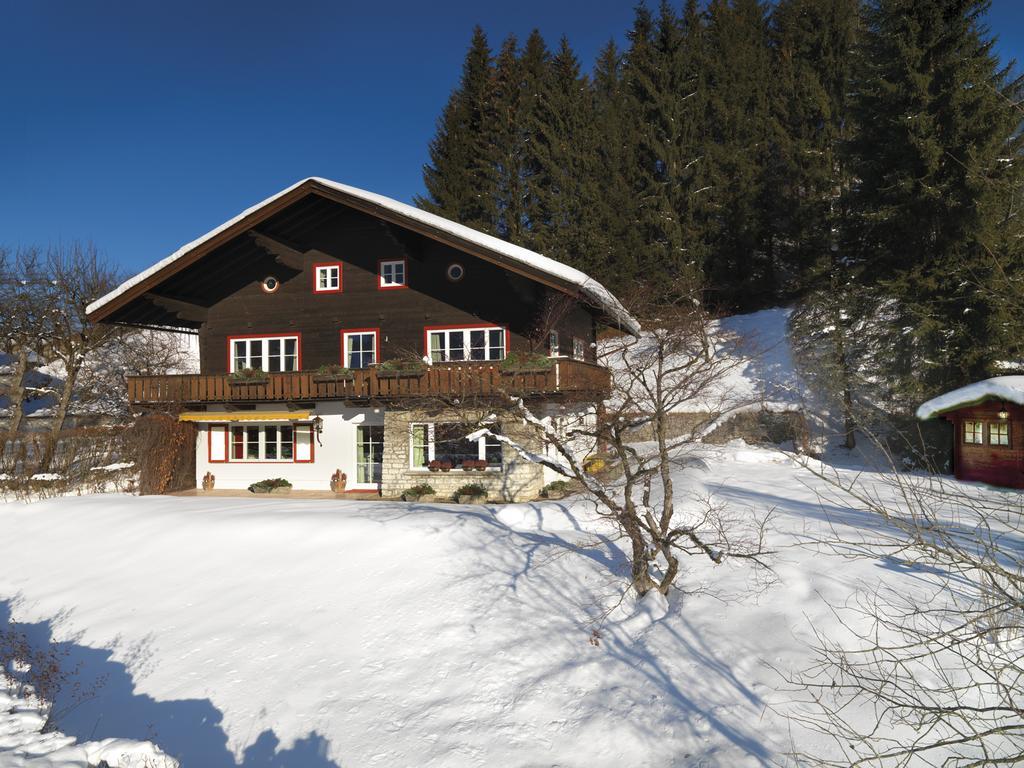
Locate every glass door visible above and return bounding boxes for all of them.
[356,425,384,486]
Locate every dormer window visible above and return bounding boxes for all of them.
[313,263,342,293]
[379,259,407,290]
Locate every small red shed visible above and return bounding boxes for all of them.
[917,376,1024,488]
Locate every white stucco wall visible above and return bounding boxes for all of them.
[195,403,383,491]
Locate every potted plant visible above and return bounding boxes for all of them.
[401,483,436,503]
[541,480,572,500]
[454,482,487,504]
[428,459,452,472]
[248,478,293,495]
[462,459,487,471]
[313,364,354,383]
[499,351,554,374]
[376,358,426,378]
[229,367,269,385]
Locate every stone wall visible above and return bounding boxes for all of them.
[380,408,545,502]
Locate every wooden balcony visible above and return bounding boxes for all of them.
[127,359,611,405]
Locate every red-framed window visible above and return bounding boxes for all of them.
[424,325,509,363]
[340,328,380,369]
[378,258,408,290]
[215,423,315,463]
[227,334,301,373]
[313,262,343,294]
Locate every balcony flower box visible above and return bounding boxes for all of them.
[312,365,355,383]
[229,368,269,385]
[376,359,427,379]
[499,351,554,375]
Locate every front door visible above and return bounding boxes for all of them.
[356,425,384,488]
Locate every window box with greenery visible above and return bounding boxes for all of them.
[454,482,487,504]
[229,367,270,384]
[499,351,554,374]
[312,364,354,382]
[376,358,426,378]
[401,483,436,502]
[248,478,292,495]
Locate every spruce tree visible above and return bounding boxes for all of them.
[417,26,499,234]
[847,0,1024,406]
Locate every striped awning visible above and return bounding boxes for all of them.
[178,411,311,423]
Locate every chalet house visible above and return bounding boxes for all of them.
[917,376,1024,489]
[86,177,639,500]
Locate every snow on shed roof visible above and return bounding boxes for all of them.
[916,376,1024,420]
[86,177,641,335]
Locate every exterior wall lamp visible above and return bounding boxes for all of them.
[312,415,324,445]
[998,405,1010,420]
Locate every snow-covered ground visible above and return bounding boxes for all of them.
[0,442,991,767]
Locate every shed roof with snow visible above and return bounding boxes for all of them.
[916,376,1024,420]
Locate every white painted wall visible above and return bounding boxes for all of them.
[195,403,384,491]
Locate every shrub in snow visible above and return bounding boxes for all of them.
[401,483,436,502]
[247,478,292,494]
[540,480,572,500]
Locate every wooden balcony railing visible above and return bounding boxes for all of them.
[127,359,610,405]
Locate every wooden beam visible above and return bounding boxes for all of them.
[143,293,208,323]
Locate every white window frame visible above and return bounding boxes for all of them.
[379,259,407,289]
[964,420,984,444]
[342,330,378,369]
[230,335,299,373]
[572,336,586,361]
[408,423,502,470]
[989,421,1010,446]
[314,264,341,293]
[548,331,560,357]
[427,326,506,363]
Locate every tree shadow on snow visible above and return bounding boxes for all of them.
[0,599,343,767]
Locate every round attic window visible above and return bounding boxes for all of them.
[261,276,280,294]
[446,263,465,282]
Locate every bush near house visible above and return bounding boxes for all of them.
[247,478,292,494]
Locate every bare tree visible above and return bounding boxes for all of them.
[785,447,1024,766]
[0,247,52,435]
[472,281,773,596]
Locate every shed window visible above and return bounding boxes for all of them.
[989,421,1010,447]
[964,420,984,444]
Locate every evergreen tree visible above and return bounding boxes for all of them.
[701,0,775,309]
[847,0,1024,406]
[416,26,499,234]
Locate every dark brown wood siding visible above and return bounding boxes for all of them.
[196,204,601,373]
[943,401,1024,488]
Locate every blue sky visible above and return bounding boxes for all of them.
[2,0,1022,277]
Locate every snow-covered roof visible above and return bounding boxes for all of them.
[916,376,1024,419]
[87,177,640,335]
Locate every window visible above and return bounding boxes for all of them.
[446,263,465,282]
[230,424,295,462]
[964,420,984,444]
[426,326,506,362]
[990,421,1010,446]
[356,425,384,485]
[409,423,502,470]
[548,331,559,357]
[261,276,280,294]
[313,263,342,293]
[379,259,407,289]
[342,329,378,369]
[572,337,586,361]
[230,335,299,372]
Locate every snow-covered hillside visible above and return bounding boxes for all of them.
[0,444,992,766]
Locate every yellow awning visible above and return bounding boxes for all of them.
[178,410,311,423]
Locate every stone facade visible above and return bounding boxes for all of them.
[380,408,545,502]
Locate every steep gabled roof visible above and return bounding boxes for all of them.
[86,177,640,335]
[916,376,1024,419]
